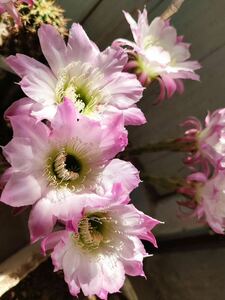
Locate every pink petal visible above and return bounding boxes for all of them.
[107,72,144,108]
[114,204,161,247]
[156,77,166,103]
[172,44,190,62]
[41,230,66,254]
[50,98,79,135]
[22,0,34,4]
[51,99,102,148]
[100,256,125,294]
[148,17,165,38]
[97,290,108,300]
[6,54,56,104]
[161,26,177,47]
[161,75,177,98]
[51,240,68,271]
[122,106,147,126]
[4,97,41,120]
[96,46,128,80]
[63,247,81,283]
[103,104,146,127]
[123,11,138,42]
[38,24,68,76]
[100,113,128,160]
[67,23,99,63]
[175,79,184,94]
[101,159,140,194]
[29,199,57,242]
[8,115,50,154]
[0,172,43,207]
[3,137,34,172]
[77,257,101,296]
[122,259,145,277]
[111,183,130,205]
[187,172,208,183]
[67,278,80,297]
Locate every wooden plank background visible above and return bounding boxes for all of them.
[1,0,225,298]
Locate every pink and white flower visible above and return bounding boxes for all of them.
[6,23,145,126]
[0,0,33,25]
[181,110,225,170]
[113,8,200,100]
[42,186,160,299]
[178,171,225,234]
[1,100,140,241]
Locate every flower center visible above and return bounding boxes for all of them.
[54,152,81,181]
[143,36,156,50]
[139,35,173,79]
[74,212,113,252]
[45,141,103,192]
[55,61,109,116]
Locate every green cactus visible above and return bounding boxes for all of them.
[0,0,68,59]
[19,0,68,35]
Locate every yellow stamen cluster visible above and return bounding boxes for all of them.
[74,213,112,252]
[55,62,110,116]
[54,150,80,181]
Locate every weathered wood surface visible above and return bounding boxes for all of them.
[58,0,100,24]
[0,242,46,297]
[83,0,163,49]
[130,245,225,300]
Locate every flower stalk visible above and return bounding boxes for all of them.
[122,277,138,300]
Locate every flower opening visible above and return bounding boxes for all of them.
[44,139,103,192]
[73,212,114,252]
[55,62,110,116]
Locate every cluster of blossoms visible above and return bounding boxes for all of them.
[176,109,225,233]
[0,5,201,298]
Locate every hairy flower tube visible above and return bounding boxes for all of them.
[178,171,225,234]
[0,0,33,25]
[41,185,160,299]
[180,110,225,171]
[6,22,145,126]
[0,100,141,241]
[113,8,201,101]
